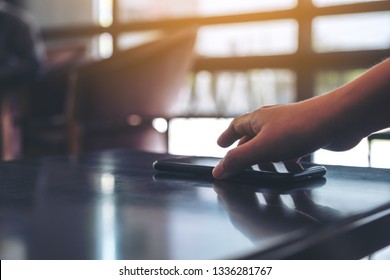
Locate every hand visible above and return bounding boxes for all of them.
[212,101,330,179]
[212,93,365,179]
[213,58,390,179]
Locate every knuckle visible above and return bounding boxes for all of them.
[231,113,246,127]
[223,150,238,169]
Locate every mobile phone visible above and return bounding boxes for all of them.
[153,156,326,183]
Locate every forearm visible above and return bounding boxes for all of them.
[325,58,390,145]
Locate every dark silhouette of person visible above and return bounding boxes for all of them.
[0,0,45,91]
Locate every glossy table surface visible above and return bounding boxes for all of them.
[0,149,389,260]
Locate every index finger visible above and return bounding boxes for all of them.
[213,136,269,179]
[217,113,258,148]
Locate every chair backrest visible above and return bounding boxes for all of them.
[66,27,197,153]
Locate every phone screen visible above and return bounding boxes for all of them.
[153,156,326,183]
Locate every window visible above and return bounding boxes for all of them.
[95,0,113,27]
[314,69,365,95]
[36,0,390,163]
[118,31,163,50]
[313,0,385,7]
[196,0,297,16]
[197,21,298,57]
[118,0,297,22]
[313,12,390,52]
[26,0,96,28]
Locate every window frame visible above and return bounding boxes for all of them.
[42,0,390,102]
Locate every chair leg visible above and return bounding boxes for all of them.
[1,90,23,160]
[69,122,82,155]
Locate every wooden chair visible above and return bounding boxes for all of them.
[0,87,26,160]
[21,45,87,158]
[66,28,197,154]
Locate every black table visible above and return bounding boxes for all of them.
[0,150,389,259]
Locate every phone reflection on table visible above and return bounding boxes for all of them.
[212,179,341,243]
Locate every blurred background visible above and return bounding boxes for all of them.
[1,0,390,167]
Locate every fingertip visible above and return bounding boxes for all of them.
[216,136,264,180]
[212,163,225,179]
[216,137,225,148]
[217,127,241,148]
[216,133,232,148]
